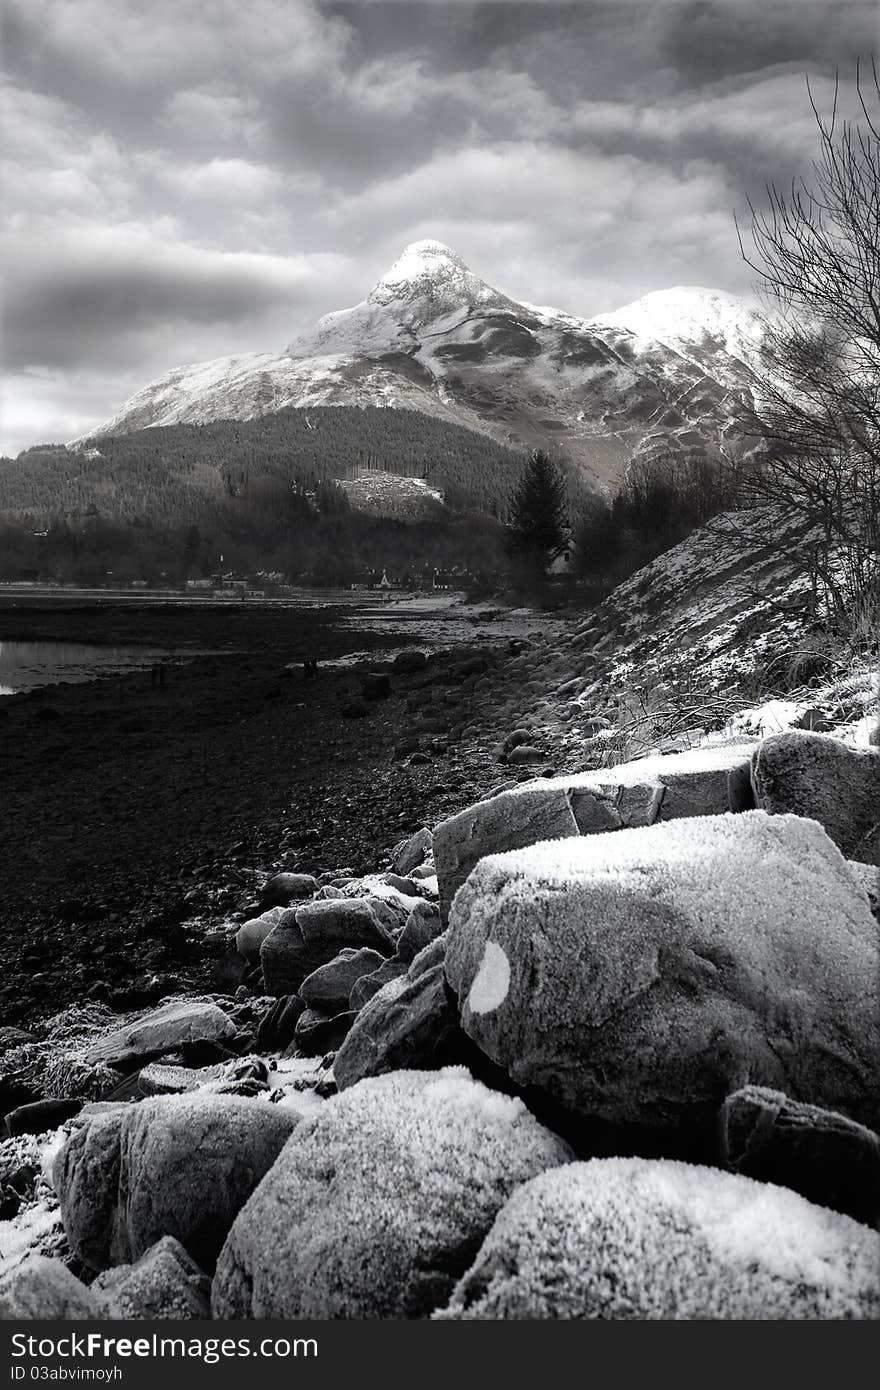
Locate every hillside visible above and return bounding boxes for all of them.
[0,406,527,528]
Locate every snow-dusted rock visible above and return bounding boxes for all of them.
[84,1000,237,1068]
[53,1094,298,1272]
[0,1256,101,1319]
[445,811,880,1150]
[433,744,755,920]
[261,899,394,996]
[436,1158,880,1320]
[348,958,408,1011]
[211,1067,571,1319]
[752,731,880,864]
[719,1086,880,1227]
[93,1236,211,1319]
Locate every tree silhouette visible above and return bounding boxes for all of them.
[504,449,568,576]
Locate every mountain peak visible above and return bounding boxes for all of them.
[374,240,468,287]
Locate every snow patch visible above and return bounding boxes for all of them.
[466,941,510,1014]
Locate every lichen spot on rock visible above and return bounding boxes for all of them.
[467,942,511,1015]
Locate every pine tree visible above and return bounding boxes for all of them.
[504,449,568,575]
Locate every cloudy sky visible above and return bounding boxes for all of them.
[1,0,875,454]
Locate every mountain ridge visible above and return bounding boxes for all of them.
[72,241,770,492]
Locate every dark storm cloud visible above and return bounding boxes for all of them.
[2,0,878,452]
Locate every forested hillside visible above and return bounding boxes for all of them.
[0,407,527,527]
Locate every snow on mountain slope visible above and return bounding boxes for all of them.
[77,241,770,491]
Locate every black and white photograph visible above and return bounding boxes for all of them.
[0,0,878,1337]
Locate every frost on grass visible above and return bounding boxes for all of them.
[436,1158,880,1320]
[211,1067,571,1319]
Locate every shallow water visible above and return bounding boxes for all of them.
[0,639,177,695]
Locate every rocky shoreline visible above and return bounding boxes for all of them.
[1,593,878,1320]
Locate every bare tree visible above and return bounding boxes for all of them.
[735,60,880,645]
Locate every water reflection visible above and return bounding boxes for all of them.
[0,640,174,695]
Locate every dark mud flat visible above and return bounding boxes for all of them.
[0,601,511,1026]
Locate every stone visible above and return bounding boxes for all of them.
[751,731,880,864]
[348,959,408,1011]
[361,672,391,700]
[392,649,428,674]
[433,744,755,920]
[395,903,443,964]
[84,1000,237,1070]
[506,745,547,765]
[435,1158,880,1320]
[93,1236,211,1319]
[444,811,880,1156]
[211,1067,571,1319]
[300,948,387,1013]
[719,1086,880,1227]
[292,1008,357,1057]
[53,1093,299,1272]
[235,907,285,962]
[261,900,394,996]
[334,963,465,1090]
[255,995,306,1051]
[847,860,879,920]
[259,872,318,908]
[3,1097,83,1137]
[0,1257,100,1319]
[391,827,434,875]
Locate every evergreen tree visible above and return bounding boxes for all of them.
[504,449,568,575]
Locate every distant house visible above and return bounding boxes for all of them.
[548,549,572,576]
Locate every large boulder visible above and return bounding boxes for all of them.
[0,1257,100,1319]
[719,1086,880,1227]
[752,731,880,864]
[53,1093,298,1272]
[211,1067,571,1319]
[433,744,755,920]
[445,811,880,1154]
[436,1158,880,1320]
[261,900,394,996]
[84,1000,237,1069]
[93,1236,211,1319]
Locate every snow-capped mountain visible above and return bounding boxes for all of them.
[80,240,769,490]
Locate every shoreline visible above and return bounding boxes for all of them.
[0,596,556,1027]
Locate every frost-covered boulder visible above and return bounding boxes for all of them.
[53,1093,298,1272]
[93,1236,211,1319]
[211,1067,571,1319]
[0,1257,100,1319]
[445,811,880,1150]
[261,900,395,996]
[433,745,755,920]
[83,1000,237,1069]
[436,1158,880,1320]
[719,1086,880,1227]
[752,731,880,864]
